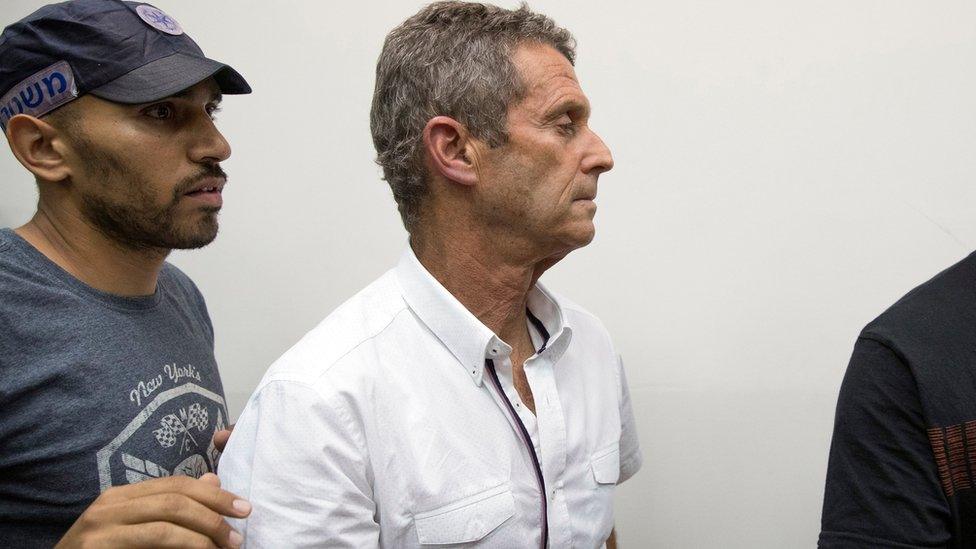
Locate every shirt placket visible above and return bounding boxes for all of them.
[495,361,541,447]
[525,351,573,548]
[484,350,548,549]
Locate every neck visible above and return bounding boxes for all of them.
[15,203,168,297]
[411,227,549,349]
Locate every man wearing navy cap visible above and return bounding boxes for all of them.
[0,1,252,547]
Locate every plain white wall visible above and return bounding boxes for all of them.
[4,1,976,546]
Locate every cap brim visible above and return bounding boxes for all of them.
[89,52,251,104]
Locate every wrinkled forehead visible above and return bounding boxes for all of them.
[511,42,588,113]
[513,42,578,80]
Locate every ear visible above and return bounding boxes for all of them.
[5,114,73,183]
[422,116,478,186]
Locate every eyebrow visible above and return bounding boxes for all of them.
[542,97,590,121]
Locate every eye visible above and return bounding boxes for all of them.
[556,115,579,136]
[206,104,222,120]
[142,103,175,120]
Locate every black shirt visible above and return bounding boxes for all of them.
[821,251,976,548]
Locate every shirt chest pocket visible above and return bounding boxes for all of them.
[413,483,515,545]
[591,442,620,485]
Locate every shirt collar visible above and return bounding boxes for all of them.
[395,247,572,386]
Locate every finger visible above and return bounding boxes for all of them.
[199,472,221,487]
[111,494,243,548]
[111,522,220,549]
[212,428,232,452]
[103,476,251,518]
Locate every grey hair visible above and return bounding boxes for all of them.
[370,1,576,232]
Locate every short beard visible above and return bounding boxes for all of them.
[70,132,227,252]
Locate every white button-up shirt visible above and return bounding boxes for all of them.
[220,249,642,548]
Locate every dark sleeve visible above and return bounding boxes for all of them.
[819,337,951,548]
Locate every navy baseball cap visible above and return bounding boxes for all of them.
[0,0,251,129]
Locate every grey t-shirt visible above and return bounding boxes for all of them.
[0,228,227,546]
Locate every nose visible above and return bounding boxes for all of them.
[581,127,614,175]
[189,113,231,164]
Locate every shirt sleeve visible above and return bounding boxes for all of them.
[819,337,951,548]
[218,379,379,548]
[616,355,643,484]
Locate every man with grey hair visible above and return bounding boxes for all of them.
[220,2,641,546]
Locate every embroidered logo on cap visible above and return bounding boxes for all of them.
[136,5,184,36]
[0,61,77,130]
